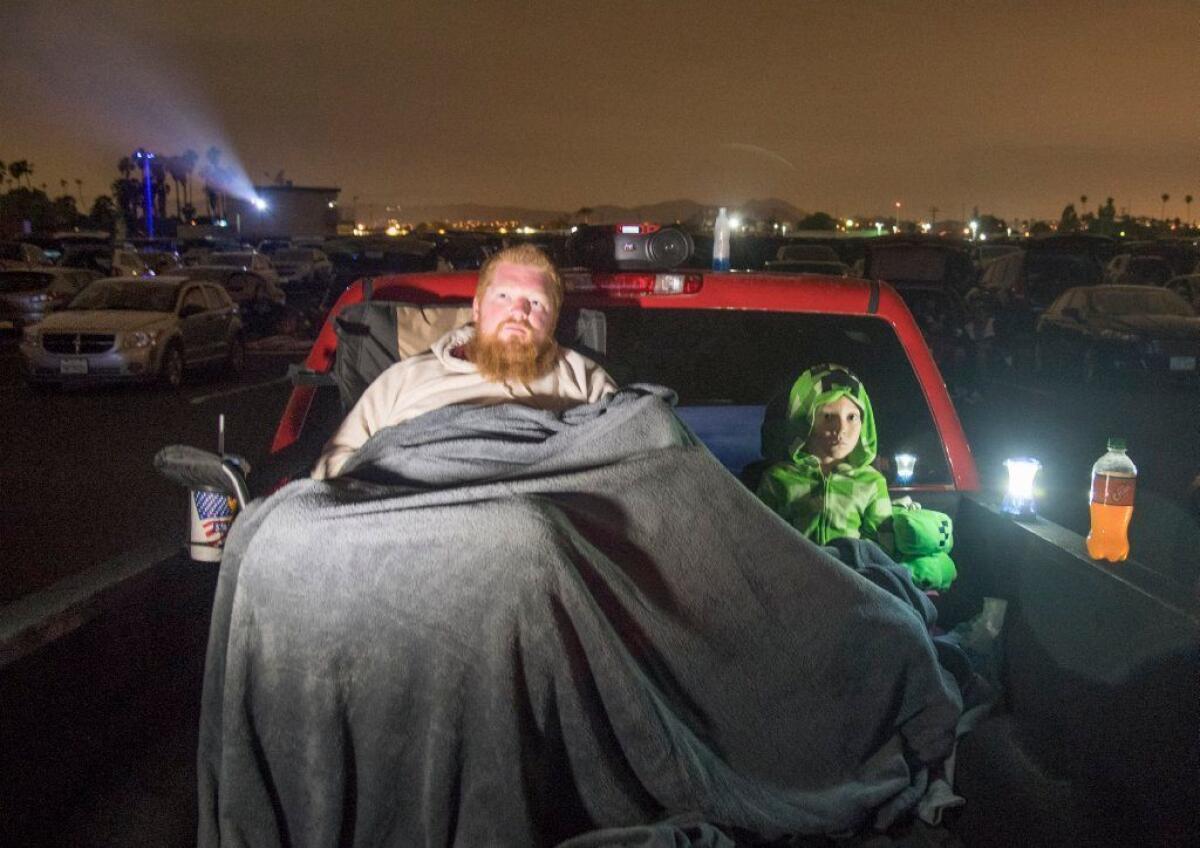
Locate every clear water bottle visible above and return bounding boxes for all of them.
[713,207,731,271]
[1085,437,1136,562]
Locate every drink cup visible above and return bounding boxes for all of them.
[189,486,238,562]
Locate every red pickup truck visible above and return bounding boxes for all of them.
[2,268,1195,846]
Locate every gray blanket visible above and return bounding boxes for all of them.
[198,386,961,847]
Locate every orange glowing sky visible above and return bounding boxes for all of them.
[3,0,1199,221]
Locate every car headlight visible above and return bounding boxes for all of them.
[123,329,162,349]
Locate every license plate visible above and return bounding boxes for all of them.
[1169,356,1196,371]
[60,358,88,375]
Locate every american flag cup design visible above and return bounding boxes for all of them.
[189,488,239,561]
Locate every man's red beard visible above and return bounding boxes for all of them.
[466,321,559,383]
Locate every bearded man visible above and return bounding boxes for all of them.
[311,244,616,479]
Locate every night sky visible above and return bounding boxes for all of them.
[3,1,1199,222]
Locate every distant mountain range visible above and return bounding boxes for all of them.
[391,198,807,226]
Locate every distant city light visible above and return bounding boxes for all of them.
[845,219,855,228]
[728,216,742,229]
[327,201,336,209]
[920,221,932,233]
[385,224,400,236]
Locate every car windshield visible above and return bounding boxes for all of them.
[1025,251,1098,305]
[868,247,950,282]
[61,248,112,271]
[1091,289,1195,317]
[209,252,256,268]
[275,250,314,262]
[0,272,54,292]
[68,280,180,312]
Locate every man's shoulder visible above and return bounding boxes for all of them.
[372,348,454,386]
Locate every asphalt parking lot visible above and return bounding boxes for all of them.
[0,338,308,605]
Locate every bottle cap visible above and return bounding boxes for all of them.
[1107,437,1126,451]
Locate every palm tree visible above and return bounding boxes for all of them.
[1186,194,1194,226]
[9,159,31,188]
[1161,193,1170,220]
[182,149,198,210]
[202,146,225,218]
[163,155,183,218]
[1080,194,1088,210]
[75,178,84,209]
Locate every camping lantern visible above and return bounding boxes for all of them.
[1002,457,1041,519]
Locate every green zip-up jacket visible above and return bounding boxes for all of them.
[756,364,892,545]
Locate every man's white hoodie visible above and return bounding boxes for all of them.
[312,325,615,479]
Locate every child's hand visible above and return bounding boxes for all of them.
[891,496,922,511]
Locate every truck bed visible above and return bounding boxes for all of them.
[3,498,1194,846]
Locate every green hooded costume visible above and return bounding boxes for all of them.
[756,364,892,545]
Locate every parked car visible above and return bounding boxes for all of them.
[255,239,294,256]
[59,245,151,277]
[1104,253,1174,286]
[182,266,287,336]
[0,268,101,333]
[893,282,970,379]
[1164,274,1200,311]
[969,243,1021,271]
[977,246,1104,312]
[20,276,244,389]
[1035,284,1200,383]
[0,241,50,270]
[1124,238,1200,276]
[205,251,281,286]
[270,248,333,287]
[861,237,977,295]
[182,266,285,306]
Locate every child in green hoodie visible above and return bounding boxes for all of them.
[756,364,893,545]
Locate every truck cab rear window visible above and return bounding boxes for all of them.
[585,308,952,485]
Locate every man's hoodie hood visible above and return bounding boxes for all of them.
[430,324,479,372]
[786,363,878,468]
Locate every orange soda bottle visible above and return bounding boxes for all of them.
[1085,437,1136,562]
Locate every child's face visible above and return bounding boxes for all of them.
[805,396,863,466]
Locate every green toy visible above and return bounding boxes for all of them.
[892,507,957,590]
